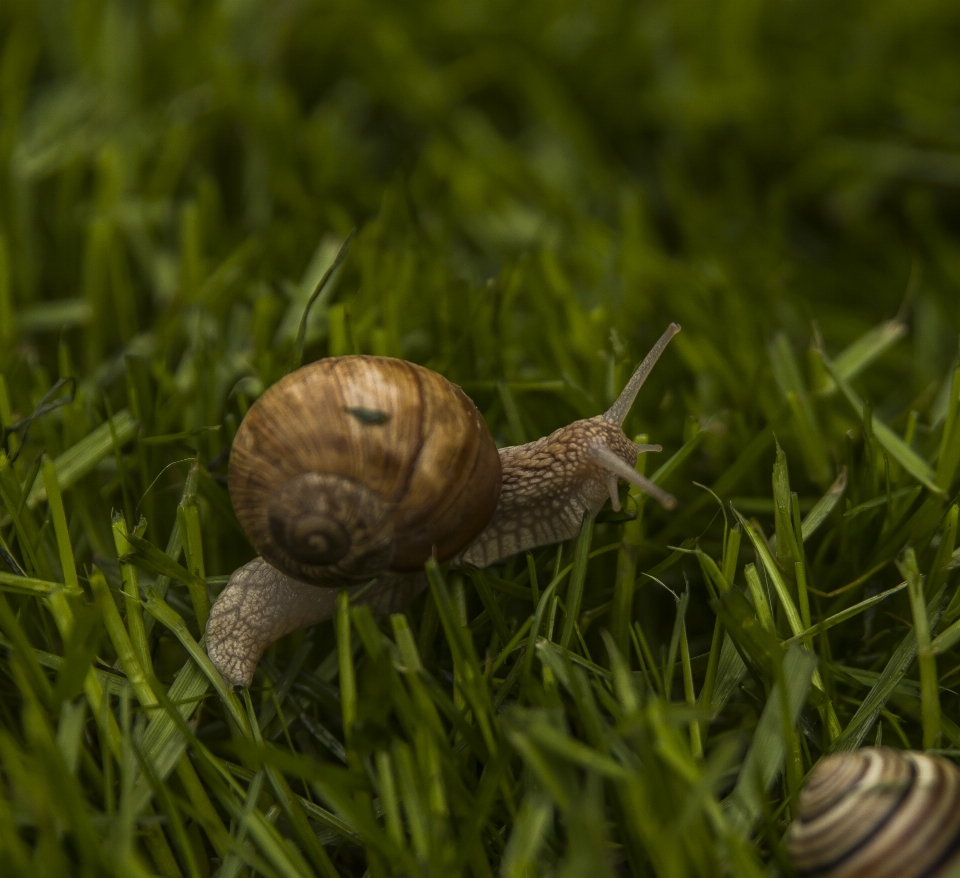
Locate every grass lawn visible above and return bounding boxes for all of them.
[1,0,959,875]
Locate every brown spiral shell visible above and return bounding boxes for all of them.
[787,747,960,878]
[228,356,502,586]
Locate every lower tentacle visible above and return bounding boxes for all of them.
[205,557,426,686]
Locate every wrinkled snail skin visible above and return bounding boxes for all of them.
[456,418,664,568]
[205,559,425,687]
[205,323,681,686]
[788,747,960,878]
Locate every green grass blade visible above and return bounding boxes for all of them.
[559,511,594,650]
[728,645,816,833]
[25,410,139,509]
[819,346,941,493]
[817,319,908,392]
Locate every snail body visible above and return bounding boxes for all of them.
[788,747,960,878]
[207,323,680,685]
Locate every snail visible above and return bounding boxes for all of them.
[787,747,960,878]
[205,323,681,685]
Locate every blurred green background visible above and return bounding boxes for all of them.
[2,0,960,875]
[3,0,959,605]
[5,0,959,374]
[4,0,959,553]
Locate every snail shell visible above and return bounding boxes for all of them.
[228,356,502,586]
[788,747,960,878]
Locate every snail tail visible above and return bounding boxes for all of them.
[206,557,425,686]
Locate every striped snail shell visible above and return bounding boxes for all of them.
[228,355,503,586]
[788,747,960,878]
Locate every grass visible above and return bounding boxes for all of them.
[1,0,960,875]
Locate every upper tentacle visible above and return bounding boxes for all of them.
[602,323,680,427]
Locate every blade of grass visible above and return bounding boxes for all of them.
[818,344,941,493]
[728,645,816,833]
[679,611,702,757]
[783,581,907,645]
[816,319,908,393]
[903,550,940,749]
[833,587,946,751]
[559,511,594,650]
[24,409,139,509]
[935,369,960,490]
[734,507,841,738]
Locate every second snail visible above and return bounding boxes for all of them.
[205,323,682,685]
[788,747,960,878]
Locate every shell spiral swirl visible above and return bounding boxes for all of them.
[229,356,502,586]
[788,747,960,878]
